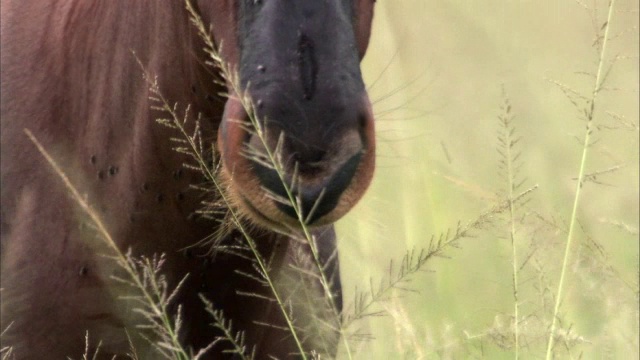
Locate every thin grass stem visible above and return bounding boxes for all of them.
[24,130,190,360]
[498,89,522,359]
[147,74,309,358]
[544,1,616,358]
[183,2,353,357]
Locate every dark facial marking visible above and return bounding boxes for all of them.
[298,34,317,100]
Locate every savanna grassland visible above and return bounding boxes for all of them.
[336,0,639,359]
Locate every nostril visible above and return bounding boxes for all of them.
[294,148,325,164]
[293,148,327,173]
[291,149,363,224]
[358,113,367,130]
[248,125,369,225]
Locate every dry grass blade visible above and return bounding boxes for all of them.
[181,1,353,357]
[1,322,15,360]
[545,0,617,358]
[496,87,525,359]
[342,185,538,331]
[200,295,255,360]
[24,129,193,360]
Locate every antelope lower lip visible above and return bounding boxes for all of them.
[239,194,284,229]
[252,151,363,225]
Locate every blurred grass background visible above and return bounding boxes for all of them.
[336,1,639,358]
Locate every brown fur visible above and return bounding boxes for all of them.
[1,1,375,358]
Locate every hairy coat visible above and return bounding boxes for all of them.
[1,1,375,358]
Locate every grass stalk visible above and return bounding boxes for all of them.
[247,111,354,359]
[183,1,352,357]
[544,0,616,357]
[200,295,254,359]
[240,95,353,357]
[1,323,14,360]
[509,189,520,360]
[24,130,191,360]
[342,185,538,329]
[497,90,522,359]
[148,78,308,359]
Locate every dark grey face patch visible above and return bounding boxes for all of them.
[234,0,368,225]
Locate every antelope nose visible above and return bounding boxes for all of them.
[291,145,327,173]
[249,129,365,224]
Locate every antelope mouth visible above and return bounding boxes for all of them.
[217,97,375,230]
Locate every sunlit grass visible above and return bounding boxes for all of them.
[338,0,638,358]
